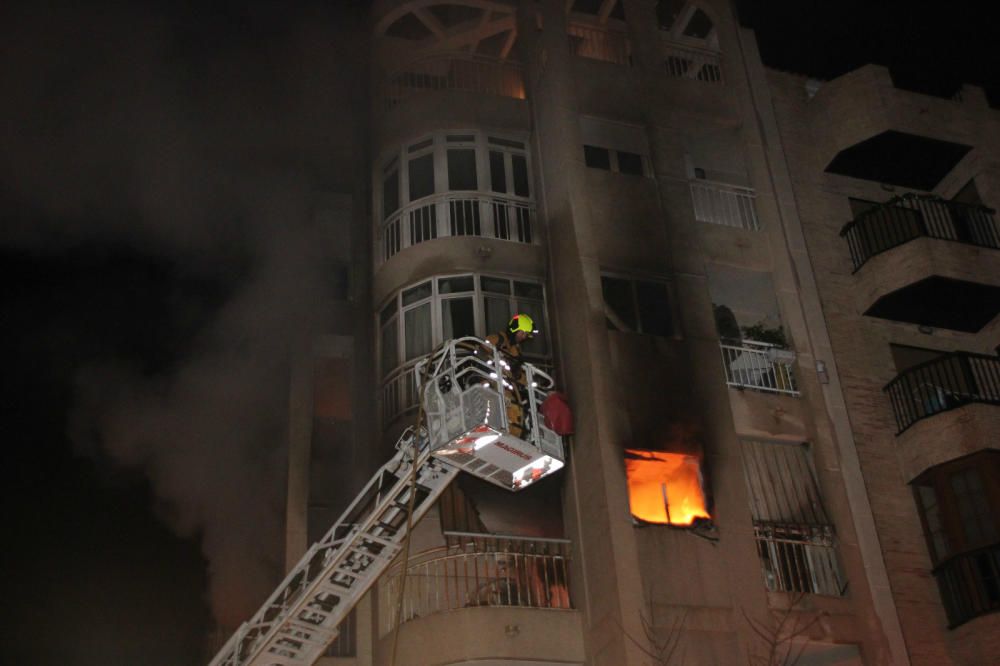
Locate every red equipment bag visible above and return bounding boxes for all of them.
[541,391,574,436]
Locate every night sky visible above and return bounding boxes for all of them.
[1,2,997,665]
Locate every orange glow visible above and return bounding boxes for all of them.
[625,449,710,526]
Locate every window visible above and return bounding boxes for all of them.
[656,0,686,31]
[583,144,649,176]
[601,275,675,337]
[616,151,644,176]
[913,452,1000,626]
[740,439,845,596]
[379,274,549,378]
[682,9,713,38]
[408,153,435,201]
[580,118,651,176]
[377,131,535,261]
[584,145,611,170]
[447,149,478,191]
[658,2,719,48]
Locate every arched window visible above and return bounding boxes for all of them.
[656,1,719,48]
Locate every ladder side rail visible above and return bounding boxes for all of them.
[247,450,458,666]
[210,430,446,666]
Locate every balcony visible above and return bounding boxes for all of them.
[691,179,760,230]
[379,192,536,264]
[662,39,723,84]
[381,53,525,112]
[379,532,572,636]
[936,542,1000,628]
[842,195,1000,272]
[720,339,799,396]
[567,22,631,66]
[841,195,1000,332]
[884,352,1000,434]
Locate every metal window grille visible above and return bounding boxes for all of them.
[323,608,356,657]
[740,439,845,596]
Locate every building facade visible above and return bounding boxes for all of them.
[283,1,1000,664]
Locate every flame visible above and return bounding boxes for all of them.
[625,449,710,526]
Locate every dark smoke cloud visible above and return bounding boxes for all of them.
[2,2,365,628]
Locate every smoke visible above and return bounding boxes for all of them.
[2,2,365,628]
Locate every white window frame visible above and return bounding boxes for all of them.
[375,131,536,262]
[378,273,549,379]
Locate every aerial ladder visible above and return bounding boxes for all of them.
[209,337,566,666]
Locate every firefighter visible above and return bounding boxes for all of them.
[486,314,537,438]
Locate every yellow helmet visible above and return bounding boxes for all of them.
[508,313,536,336]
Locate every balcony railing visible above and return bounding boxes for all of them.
[381,361,420,427]
[754,523,844,596]
[690,180,760,230]
[380,192,535,264]
[662,40,723,84]
[379,532,573,636]
[567,22,631,65]
[382,53,525,111]
[840,194,1000,272]
[884,352,1000,434]
[720,339,799,396]
[935,542,1000,628]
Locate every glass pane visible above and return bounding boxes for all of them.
[446,134,475,143]
[635,280,673,337]
[408,153,435,201]
[381,323,398,375]
[484,296,512,336]
[404,303,433,360]
[601,276,637,331]
[514,281,543,300]
[617,151,644,176]
[447,149,478,191]
[382,168,399,219]
[439,276,475,294]
[490,151,507,193]
[512,154,530,197]
[656,0,685,30]
[380,299,397,326]
[683,9,714,39]
[514,300,548,356]
[584,145,611,170]
[441,297,476,339]
[402,281,432,306]
[481,276,511,294]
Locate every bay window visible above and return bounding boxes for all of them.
[377,131,536,262]
[913,452,1000,627]
[379,273,549,424]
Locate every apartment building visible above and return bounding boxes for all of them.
[281,1,1000,664]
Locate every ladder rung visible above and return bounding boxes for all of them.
[360,531,400,547]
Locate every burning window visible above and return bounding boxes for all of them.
[624,449,710,526]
